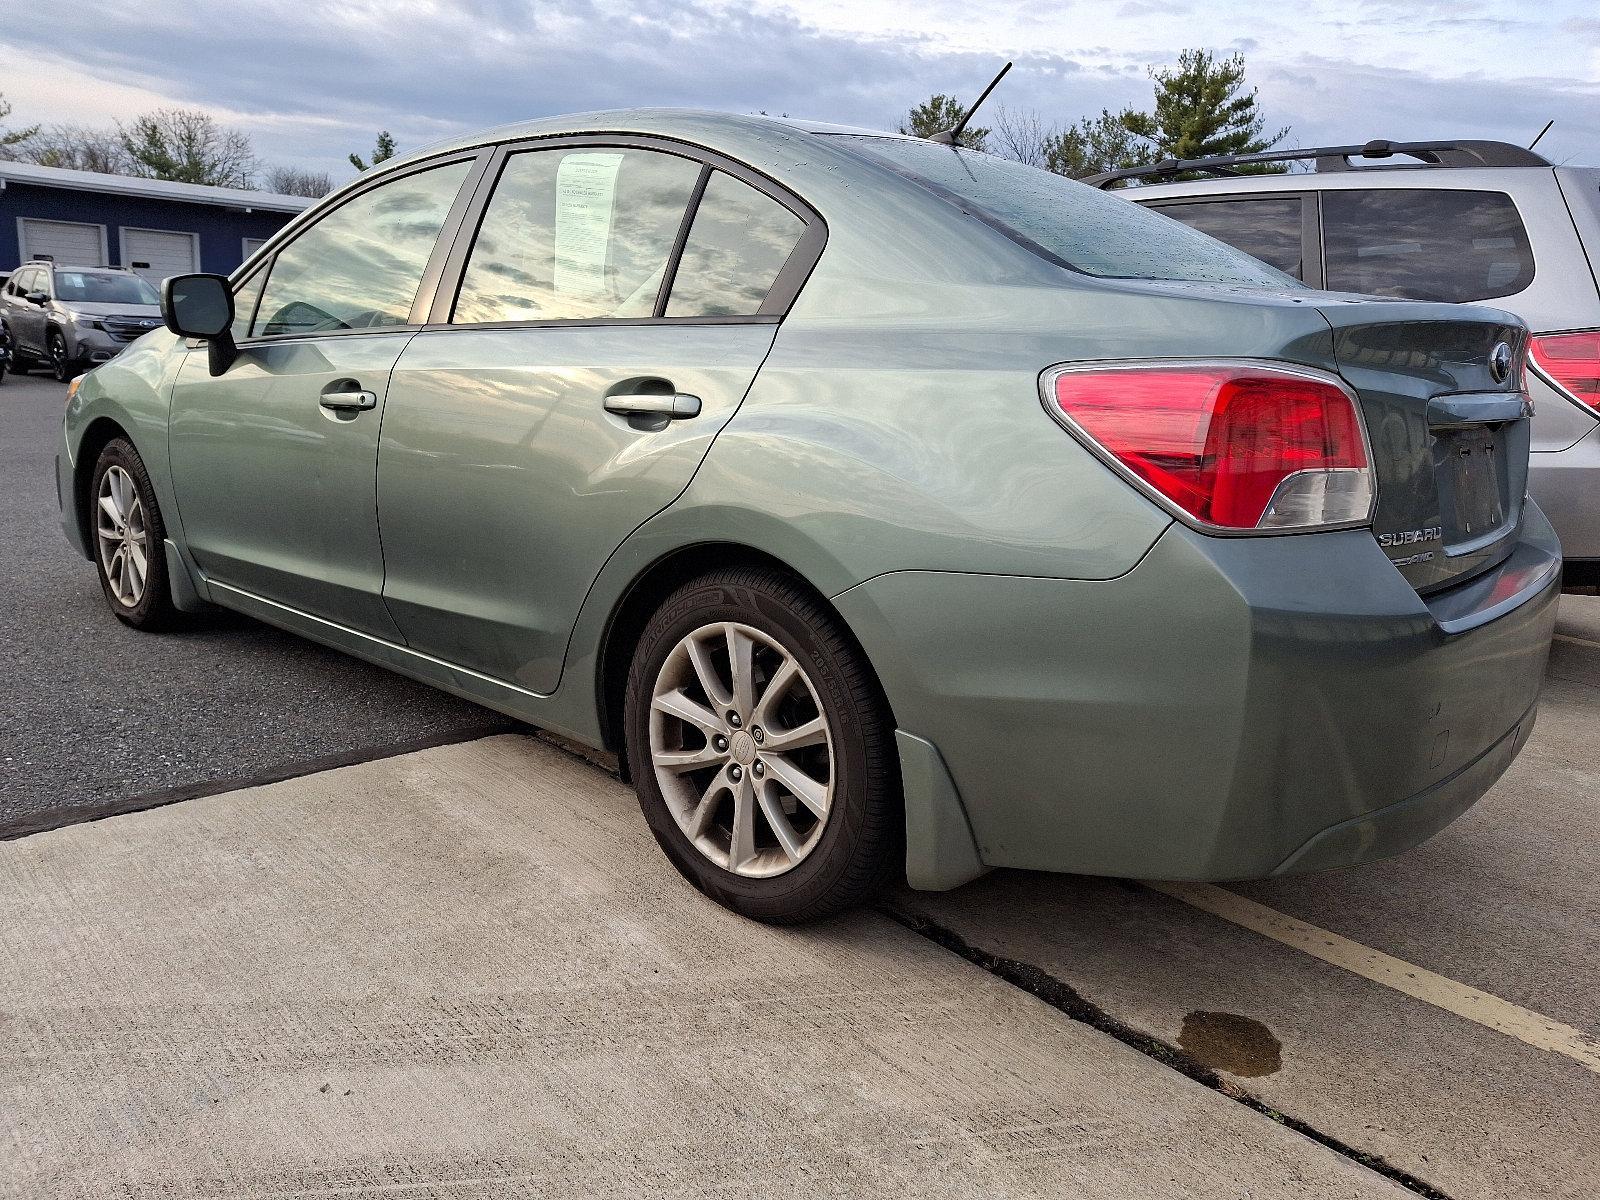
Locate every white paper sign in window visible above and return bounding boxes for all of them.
[554,152,624,301]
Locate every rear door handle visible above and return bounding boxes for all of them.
[603,392,702,420]
[319,382,377,412]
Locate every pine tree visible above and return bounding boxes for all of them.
[0,92,40,154]
[900,95,988,149]
[349,131,397,172]
[1119,50,1288,171]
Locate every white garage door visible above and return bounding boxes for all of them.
[121,228,198,284]
[20,219,106,267]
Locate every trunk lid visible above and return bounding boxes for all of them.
[1312,298,1531,593]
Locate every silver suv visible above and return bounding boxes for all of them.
[0,261,163,382]
[1093,140,1600,585]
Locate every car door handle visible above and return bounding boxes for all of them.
[603,392,702,419]
[319,383,377,412]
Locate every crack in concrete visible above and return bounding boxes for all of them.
[881,904,1456,1200]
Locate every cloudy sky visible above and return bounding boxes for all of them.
[2,0,1596,185]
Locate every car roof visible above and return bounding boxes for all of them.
[388,108,899,167]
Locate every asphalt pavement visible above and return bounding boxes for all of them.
[0,370,512,837]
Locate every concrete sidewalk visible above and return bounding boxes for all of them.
[2,735,1401,1198]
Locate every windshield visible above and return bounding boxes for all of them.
[52,271,160,305]
[828,135,1299,288]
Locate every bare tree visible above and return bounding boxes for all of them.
[119,108,258,187]
[13,123,131,173]
[988,105,1058,168]
[263,164,334,198]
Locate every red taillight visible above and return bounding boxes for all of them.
[1050,364,1372,531]
[1530,331,1600,410]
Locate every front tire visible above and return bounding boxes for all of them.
[90,439,179,630]
[624,567,901,924]
[49,329,79,383]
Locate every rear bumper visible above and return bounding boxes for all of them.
[836,506,1560,883]
[1530,422,1600,561]
[1271,705,1535,874]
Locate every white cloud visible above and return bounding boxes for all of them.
[0,0,1594,178]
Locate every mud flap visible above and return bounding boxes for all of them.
[897,730,989,891]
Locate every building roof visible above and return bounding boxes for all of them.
[0,158,316,214]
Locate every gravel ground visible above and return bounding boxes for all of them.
[0,368,512,835]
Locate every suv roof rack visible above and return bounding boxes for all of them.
[1084,139,1552,189]
[24,260,132,271]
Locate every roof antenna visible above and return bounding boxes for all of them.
[930,61,1013,147]
[1528,119,1553,151]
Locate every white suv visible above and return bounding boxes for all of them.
[1093,140,1600,586]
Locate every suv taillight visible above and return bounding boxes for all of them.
[1530,331,1600,411]
[1046,363,1373,531]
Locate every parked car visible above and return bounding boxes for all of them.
[1089,140,1600,587]
[0,320,12,385]
[0,261,164,382]
[57,112,1559,922]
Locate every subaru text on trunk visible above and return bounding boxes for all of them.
[56,112,1560,923]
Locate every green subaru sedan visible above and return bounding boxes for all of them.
[57,111,1560,923]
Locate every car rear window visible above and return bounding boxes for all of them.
[1321,189,1534,302]
[827,135,1298,288]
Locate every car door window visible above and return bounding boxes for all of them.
[665,170,807,316]
[253,160,471,338]
[453,147,702,324]
[1152,197,1305,278]
[1322,189,1534,302]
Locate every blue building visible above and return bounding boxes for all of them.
[0,160,313,285]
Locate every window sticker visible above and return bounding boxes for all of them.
[554,152,624,300]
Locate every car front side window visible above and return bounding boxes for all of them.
[253,160,472,338]
[230,269,267,342]
[452,147,702,324]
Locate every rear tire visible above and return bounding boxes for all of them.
[89,438,180,630]
[624,567,901,924]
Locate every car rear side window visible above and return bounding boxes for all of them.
[1150,197,1305,278]
[253,160,471,337]
[665,171,806,317]
[1321,189,1534,302]
[453,148,702,324]
[829,134,1297,288]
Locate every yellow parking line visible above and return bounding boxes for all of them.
[1146,880,1600,1075]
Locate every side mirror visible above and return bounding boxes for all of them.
[161,273,237,376]
[25,291,47,306]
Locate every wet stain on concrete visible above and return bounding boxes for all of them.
[1178,1011,1282,1077]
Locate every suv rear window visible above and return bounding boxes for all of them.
[829,135,1297,288]
[1322,189,1534,302]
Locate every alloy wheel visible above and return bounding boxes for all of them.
[96,465,149,608]
[649,621,834,878]
[49,332,70,383]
